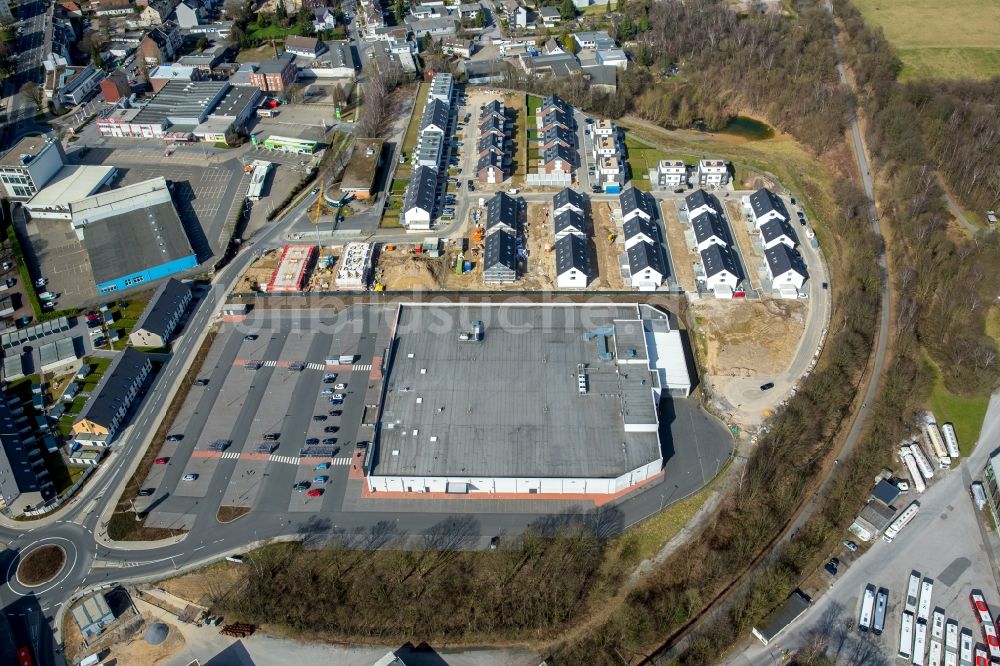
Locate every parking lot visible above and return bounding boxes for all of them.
[139,306,395,530]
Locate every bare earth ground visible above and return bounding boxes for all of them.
[724,199,763,281]
[160,561,245,607]
[522,203,555,290]
[692,299,806,378]
[660,201,697,292]
[591,200,624,289]
[237,249,282,292]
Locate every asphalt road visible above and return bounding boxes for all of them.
[1,0,53,148]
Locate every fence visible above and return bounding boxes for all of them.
[22,465,97,517]
[526,173,572,187]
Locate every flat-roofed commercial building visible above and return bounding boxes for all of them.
[70,177,198,294]
[23,165,117,220]
[367,303,692,495]
[0,136,67,200]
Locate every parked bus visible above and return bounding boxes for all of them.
[971,590,994,625]
[930,640,944,666]
[900,612,916,660]
[859,585,877,632]
[873,588,889,635]
[982,623,1000,663]
[918,580,935,622]
[915,619,928,666]
[961,630,975,666]
[906,573,922,614]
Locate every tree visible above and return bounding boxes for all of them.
[90,43,104,70]
[275,0,288,26]
[331,83,346,106]
[605,0,610,13]
[561,32,577,54]
[616,0,624,11]
[194,36,208,52]
[560,0,575,19]
[20,82,43,112]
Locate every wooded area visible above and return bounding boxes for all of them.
[213,516,617,642]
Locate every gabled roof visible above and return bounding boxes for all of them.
[132,278,191,339]
[541,108,572,130]
[552,187,584,213]
[627,241,664,275]
[542,144,575,166]
[420,98,450,133]
[619,187,655,220]
[484,230,517,271]
[403,166,437,214]
[764,243,807,278]
[75,348,150,429]
[691,211,728,246]
[554,210,586,236]
[479,114,505,135]
[285,35,323,53]
[477,152,503,172]
[700,244,740,278]
[541,125,574,147]
[759,218,798,245]
[480,99,504,118]
[749,187,788,220]
[486,191,518,230]
[539,6,560,17]
[685,188,716,214]
[554,233,590,276]
[622,216,658,242]
[478,133,504,155]
[540,93,569,114]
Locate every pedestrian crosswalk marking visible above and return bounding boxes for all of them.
[306,362,326,370]
[221,451,240,459]
[353,364,372,371]
[270,454,299,465]
[263,360,278,367]
[329,457,351,466]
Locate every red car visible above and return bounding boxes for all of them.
[154,457,169,464]
[306,489,323,497]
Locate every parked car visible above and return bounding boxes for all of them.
[322,388,334,395]
[194,378,209,386]
[315,462,331,470]
[322,438,336,445]
[263,432,280,441]
[312,415,327,421]
[244,334,258,341]
[306,437,320,445]
[293,481,311,491]
[334,383,347,390]
[138,488,155,497]
[843,540,858,552]
[306,488,323,497]
[313,475,329,484]
[332,393,345,401]
[182,473,199,481]
[324,426,338,433]
[154,457,169,465]
[329,409,342,416]
[166,433,183,441]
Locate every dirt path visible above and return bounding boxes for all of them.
[592,201,624,289]
[723,199,761,286]
[660,202,697,292]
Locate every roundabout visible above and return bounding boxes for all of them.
[6,537,80,597]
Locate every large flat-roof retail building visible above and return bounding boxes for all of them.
[0,136,67,200]
[367,303,692,495]
[70,177,198,295]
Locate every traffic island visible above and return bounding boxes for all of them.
[17,544,66,586]
[216,506,251,523]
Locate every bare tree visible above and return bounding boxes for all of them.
[20,82,44,112]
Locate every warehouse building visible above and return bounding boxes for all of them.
[128,278,193,348]
[23,165,118,220]
[70,178,198,295]
[367,304,692,495]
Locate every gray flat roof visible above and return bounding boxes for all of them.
[374,304,662,479]
[82,200,195,285]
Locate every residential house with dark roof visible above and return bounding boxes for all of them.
[419,98,450,137]
[477,153,505,184]
[541,126,574,151]
[139,22,183,66]
[685,189,718,219]
[554,210,586,240]
[540,108,572,132]
[748,187,789,228]
[619,187,656,224]
[402,165,437,230]
[764,244,808,292]
[539,6,560,27]
[690,211,729,252]
[480,99,505,121]
[483,230,517,284]
[72,348,153,446]
[552,187,584,217]
[485,191,519,235]
[479,114,506,138]
[128,278,193,348]
[478,133,505,157]
[700,244,741,293]
[541,144,575,174]
[697,159,729,187]
[627,241,665,291]
[539,93,570,117]
[555,234,591,289]
[622,216,659,250]
[759,217,798,250]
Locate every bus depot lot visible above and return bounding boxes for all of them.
[740,398,1000,665]
[138,306,395,529]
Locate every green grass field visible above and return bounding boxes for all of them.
[400,83,430,158]
[925,356,989,455]
[623,135,669,192]
[853,0,1000,79]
